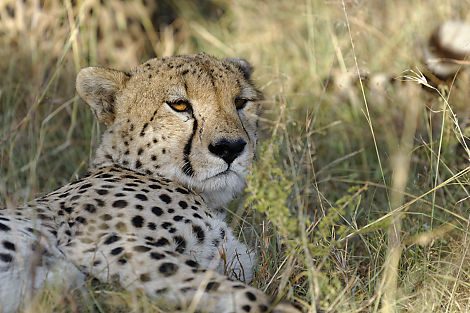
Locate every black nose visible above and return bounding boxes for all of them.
[208,138,247,165]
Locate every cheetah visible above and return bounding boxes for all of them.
[0,53,300,313]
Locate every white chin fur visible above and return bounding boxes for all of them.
[172,169,246,209]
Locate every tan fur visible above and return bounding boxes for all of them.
[0,54,300,313]
[77,53,262,208]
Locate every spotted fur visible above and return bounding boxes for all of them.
[0,53,299,313]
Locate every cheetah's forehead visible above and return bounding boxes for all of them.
[131,54,230,74]
[130,54,255,90]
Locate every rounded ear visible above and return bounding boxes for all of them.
[76,67,130,126]
[224,58,253,79]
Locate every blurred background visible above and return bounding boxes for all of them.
[1,1,470,312]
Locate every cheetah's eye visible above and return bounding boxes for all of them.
[234,97,249,110]
[167,100,191,113]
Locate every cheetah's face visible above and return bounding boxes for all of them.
[76,53,262,208]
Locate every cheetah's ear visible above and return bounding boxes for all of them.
[76,67,130,126]
[225,58,253,80]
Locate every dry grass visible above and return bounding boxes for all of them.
[1,0,470,312]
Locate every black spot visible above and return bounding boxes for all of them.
[151,206,163,216]
[151,155,157,161]
[159,262,178,277]
[93,260,102,266]
[168,208,175,214]
[173,215,183,222]
[2,241,15,251]
[110,247,123,255]
[242,305,251,312]
[134,204,143,210]
[193,213,202,219]
[148,222,157,230]
[95,199,105,207]
[140,123,149,136]
[192,225,205,243]
[135,160,142,169]
[137,148,143,155]
[205,282,220,292]
[154,238,169,247]
[155,288,168,294]
[96,189,108,195]
[176,187,189,194]
[174,236,186,253]
[140,273,151,282]
[246,291,257,301]
[112,200,128,208]
[150,252,165,260]
[0,253,13,263]
[101,214,112,221]
[190,206,199,211]
[178,201,188,209]
[185,259,198,268]
[76,216,87,224]
[79,183,93,190]
[131,215,144,228]
[95,173,112,179]
[259,305,268,312]
[162,222,172,229]
[149,184,161,189]
[104,235,121,245]
[118,258,127,264]
[182,69,189,75]
[134,245,151,252]
[0,223,11,231]
[135,194,148,201]
[159,194,171,204]
[84,204,96,213]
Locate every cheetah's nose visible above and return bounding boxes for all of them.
[208,138,247,165]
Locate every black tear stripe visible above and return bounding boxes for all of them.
[182,114,198,176]
[239,119,251,143]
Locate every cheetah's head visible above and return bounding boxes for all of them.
[76,53,262,208]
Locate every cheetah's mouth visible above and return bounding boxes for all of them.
[209,168,234,179]
[202,167,243,183]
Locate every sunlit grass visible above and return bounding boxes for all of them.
[1,0,470,312]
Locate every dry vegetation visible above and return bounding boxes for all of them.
[1,0,470,312]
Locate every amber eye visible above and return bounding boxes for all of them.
[234,97,249,110]
[168,100,190,112]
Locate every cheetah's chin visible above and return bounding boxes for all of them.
[179,169,245,209]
